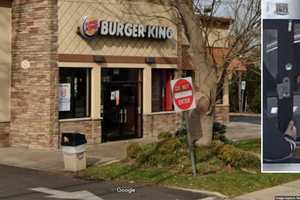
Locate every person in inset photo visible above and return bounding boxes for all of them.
[263,119,297,162]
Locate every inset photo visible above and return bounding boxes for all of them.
[263,0,300,172]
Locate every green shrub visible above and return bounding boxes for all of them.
[129,135,260,174]
[217,144,242,166]
[175,127,187,137]
[216,144,260,169]
[158,138,182,154]
[126,143,142,159]
[213,122,232,144]
[136,143,159,166]
[157,132,173,140]
[196,157,225,175]
[136,138,187,167]
[195,146,216,162]
[238,152,260,169]
[213,122,226,134]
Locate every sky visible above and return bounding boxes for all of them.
[198,0,249,18]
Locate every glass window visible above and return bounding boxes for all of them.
[59,68,91,119]
[152,69,174,112]
[102,68,139,83]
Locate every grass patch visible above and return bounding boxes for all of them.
[232,139,261,154]
[83,163,300,197]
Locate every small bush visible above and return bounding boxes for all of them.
[195,146,216,162]
[217,144,242,166]
[238,152,260,169]
[126,143,142,159]
[213,122,226,134]
[175,127,187,137]
[157,132,173,140]
[136,138,186,167]
[216,144,260,169]
[136,143,159,166]
[213,122,232,144]
[196,157,225,175]
[158,138,182,154]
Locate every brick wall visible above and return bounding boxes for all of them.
[215,104,229,124]
[10,0,59,149]
[143,112,182,138]
[59,120,101,145]
[0,122,10,147]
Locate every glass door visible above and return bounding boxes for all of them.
[101,68,143,142]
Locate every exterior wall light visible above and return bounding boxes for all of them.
[145,57,156,64]
[94,55,105,63]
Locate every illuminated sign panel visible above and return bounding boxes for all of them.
[79,16,174,40]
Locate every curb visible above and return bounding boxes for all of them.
[229,113,260,117]
[95,159,120,166]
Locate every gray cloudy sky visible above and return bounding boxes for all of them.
[199,0,248,18]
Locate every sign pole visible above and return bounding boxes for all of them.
[171,77,197,177]
[184,111,197,176]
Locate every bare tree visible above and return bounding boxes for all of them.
[125,0,261,146]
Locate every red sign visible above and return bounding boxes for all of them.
[171,77,196,111]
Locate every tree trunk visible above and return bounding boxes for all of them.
[173,0,219,147]
[190,77,218,147]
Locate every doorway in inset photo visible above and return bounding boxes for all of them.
[263,0,300,172]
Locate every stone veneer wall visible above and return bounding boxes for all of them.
[215,104,230,124]
[10,0,59,149]
[143,112,182,138]
[0,122,10,147]
[59,120,101,145]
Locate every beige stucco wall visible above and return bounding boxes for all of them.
[0,6,11,122]
[58,0,178,57]
[207,28,229,48]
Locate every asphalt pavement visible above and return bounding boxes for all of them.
[0,165,218,200]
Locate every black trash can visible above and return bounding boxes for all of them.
[61,133,87,172]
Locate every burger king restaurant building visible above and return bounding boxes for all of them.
[0,0,231,149]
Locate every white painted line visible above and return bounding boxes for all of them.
[198,197,220,200]
[174,90,193,99]
[31,187,104,200]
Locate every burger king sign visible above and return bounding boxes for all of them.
[79,16,174,40]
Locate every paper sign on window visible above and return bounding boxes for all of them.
[59,83,71,111]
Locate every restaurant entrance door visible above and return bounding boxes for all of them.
[101,68,143,142]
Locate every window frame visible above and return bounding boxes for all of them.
[59,67,92,119]
[151,69,175,113]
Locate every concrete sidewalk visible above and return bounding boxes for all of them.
[226,122,261,141]
[0,122,261,172]
[233,179,300,200]
[0,137,156,172]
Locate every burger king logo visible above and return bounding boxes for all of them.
[80,16,99,38]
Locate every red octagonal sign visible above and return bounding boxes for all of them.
[171,77,196,112]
